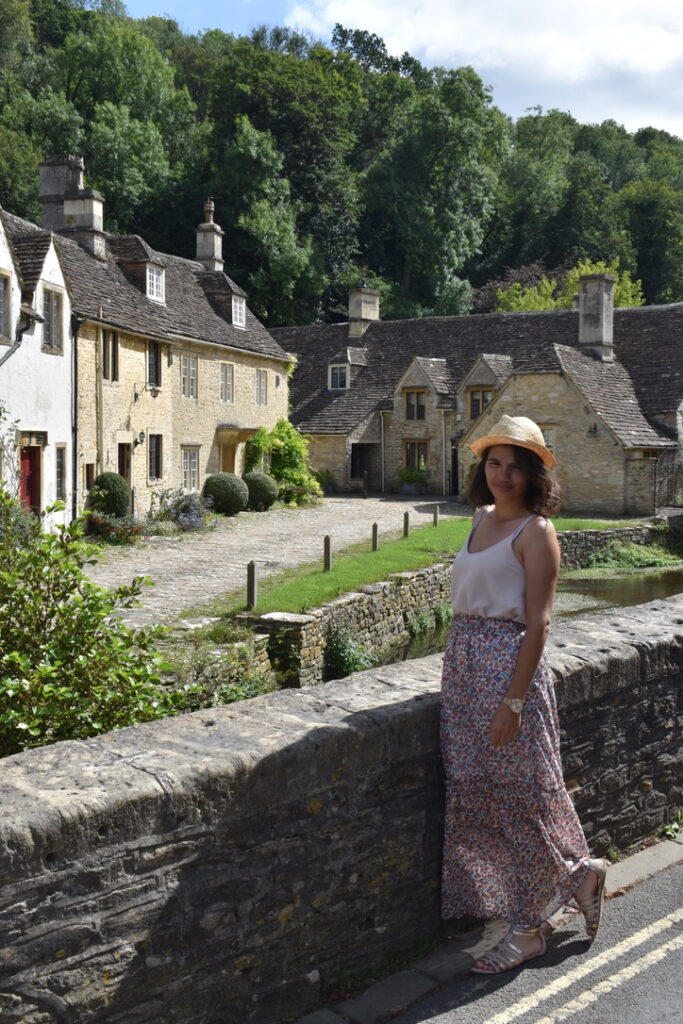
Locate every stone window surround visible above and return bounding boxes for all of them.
[42,286,64,354]
[220,362,234,402]
[404,438,428,471]
[182,446,200,490]
[147,340,162,389]
[55,444,67,500]
[328,364,349,390]
[539,425,555,451]
[146,264,165,304]
[468,386,492,419]
[181,353,198,399]
[405,388,426,420]
[101,328,119,382]
[255,368,268,406]
[148,433,163,481]
[232,295,246,328]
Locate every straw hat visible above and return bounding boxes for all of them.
[469,415,556,468]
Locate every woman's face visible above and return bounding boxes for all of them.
[484,445,529,504]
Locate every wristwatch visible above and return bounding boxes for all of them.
[502,697,524,714]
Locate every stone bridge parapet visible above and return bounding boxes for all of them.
[0,595,681,1023]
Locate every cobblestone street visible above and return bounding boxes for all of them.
[88,495,468,627]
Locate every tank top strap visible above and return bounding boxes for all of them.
[510,512,537,542]
[467,506,488,545]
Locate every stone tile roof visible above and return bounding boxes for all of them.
[480,353,514,385]
[272,305,682,442]
[0,210,288,362]
[554,345,673,448]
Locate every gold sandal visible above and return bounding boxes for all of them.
[470,926,547,974]
[575,858,608,944]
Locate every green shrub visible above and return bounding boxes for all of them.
[587,540,680,569]
[324,628,375,680]
[243,471,279,510]
[148,487,212,532]
[408,608,434,637]
[313,467,336,494]
[90,512,146,545]
[244,420,322,505]
[203,472,249,515]
[164,635,276,710]
[89,472,130,518]
[0,488,173,757]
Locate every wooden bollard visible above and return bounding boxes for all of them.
[247,560,257,610]
[433,505,440,527]
[324,535,332,572]
[372,523,379,551]
[403,511,410,537]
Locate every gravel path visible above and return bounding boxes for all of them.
[88,495,469,627]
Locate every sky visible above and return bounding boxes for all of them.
[122,0,683,138]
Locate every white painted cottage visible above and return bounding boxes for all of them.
[0,210,73,526]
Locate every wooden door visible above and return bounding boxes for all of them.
[118,443,132,484]
[20,446,41,514]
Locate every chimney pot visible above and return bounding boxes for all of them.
[348,283,380,338]
[196,199,224,271]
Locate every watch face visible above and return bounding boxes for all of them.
[504,697,523,713]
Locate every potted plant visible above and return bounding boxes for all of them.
[398,467,428,494]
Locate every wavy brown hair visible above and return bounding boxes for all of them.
[466,444,560,516]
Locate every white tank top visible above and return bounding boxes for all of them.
[450,508,536,624]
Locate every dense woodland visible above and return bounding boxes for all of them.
[3,0,683,325]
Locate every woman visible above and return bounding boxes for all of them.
[441,415,606,974]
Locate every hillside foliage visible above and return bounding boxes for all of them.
[2,2,683,321]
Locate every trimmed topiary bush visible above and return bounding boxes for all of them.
[203,473,249,516]
[89,472,130,518]
[243,471,279,511]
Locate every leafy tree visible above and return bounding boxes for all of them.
[83,102,170,231]
[495,259,644,311]
[615,178,683,303]
[360,69,500,315]
[0,488,171,756]
[573,120,645,191]
[216,115,317,325]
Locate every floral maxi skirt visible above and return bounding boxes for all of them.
[440,615,590,928]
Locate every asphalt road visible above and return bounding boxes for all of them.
[390,861,683,1024]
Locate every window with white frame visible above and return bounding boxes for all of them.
[220,363,234,402]
[181,354,198,398]
[232,295,246,328]
[182,447,199,490]
[55,445,67,500]
[148,434,163,480]
[329,364,348,390]
[146,265,165,304]
[0,275,9,339]
[43,289,63,351]
[255,368,267,406]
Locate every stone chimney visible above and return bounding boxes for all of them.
[195,198,224,271]
[39,155,106,258]
[348,282,379,338]
[578,273,615,362]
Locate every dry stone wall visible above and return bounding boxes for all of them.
[0,597,681,1024]
[246,525,661,686]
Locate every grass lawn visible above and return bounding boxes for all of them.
[202,515,642,618]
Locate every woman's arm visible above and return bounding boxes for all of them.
[489,518,560,748]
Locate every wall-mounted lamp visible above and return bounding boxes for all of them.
[134,431,146,447]
[587,423,598,437]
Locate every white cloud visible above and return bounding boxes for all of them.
[286,0,683,135]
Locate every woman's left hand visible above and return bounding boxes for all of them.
[490,703,521,747]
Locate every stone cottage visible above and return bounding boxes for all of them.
[271,277,681,515]
[1,155,292,519]
[0,208,73,526]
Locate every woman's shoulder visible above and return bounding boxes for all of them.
[522,514,560,554]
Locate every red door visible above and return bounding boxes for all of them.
[20,446,41,514]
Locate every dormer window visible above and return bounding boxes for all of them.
[146,265,165,304]
[232,295,246,328]
[329,364,348,390]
